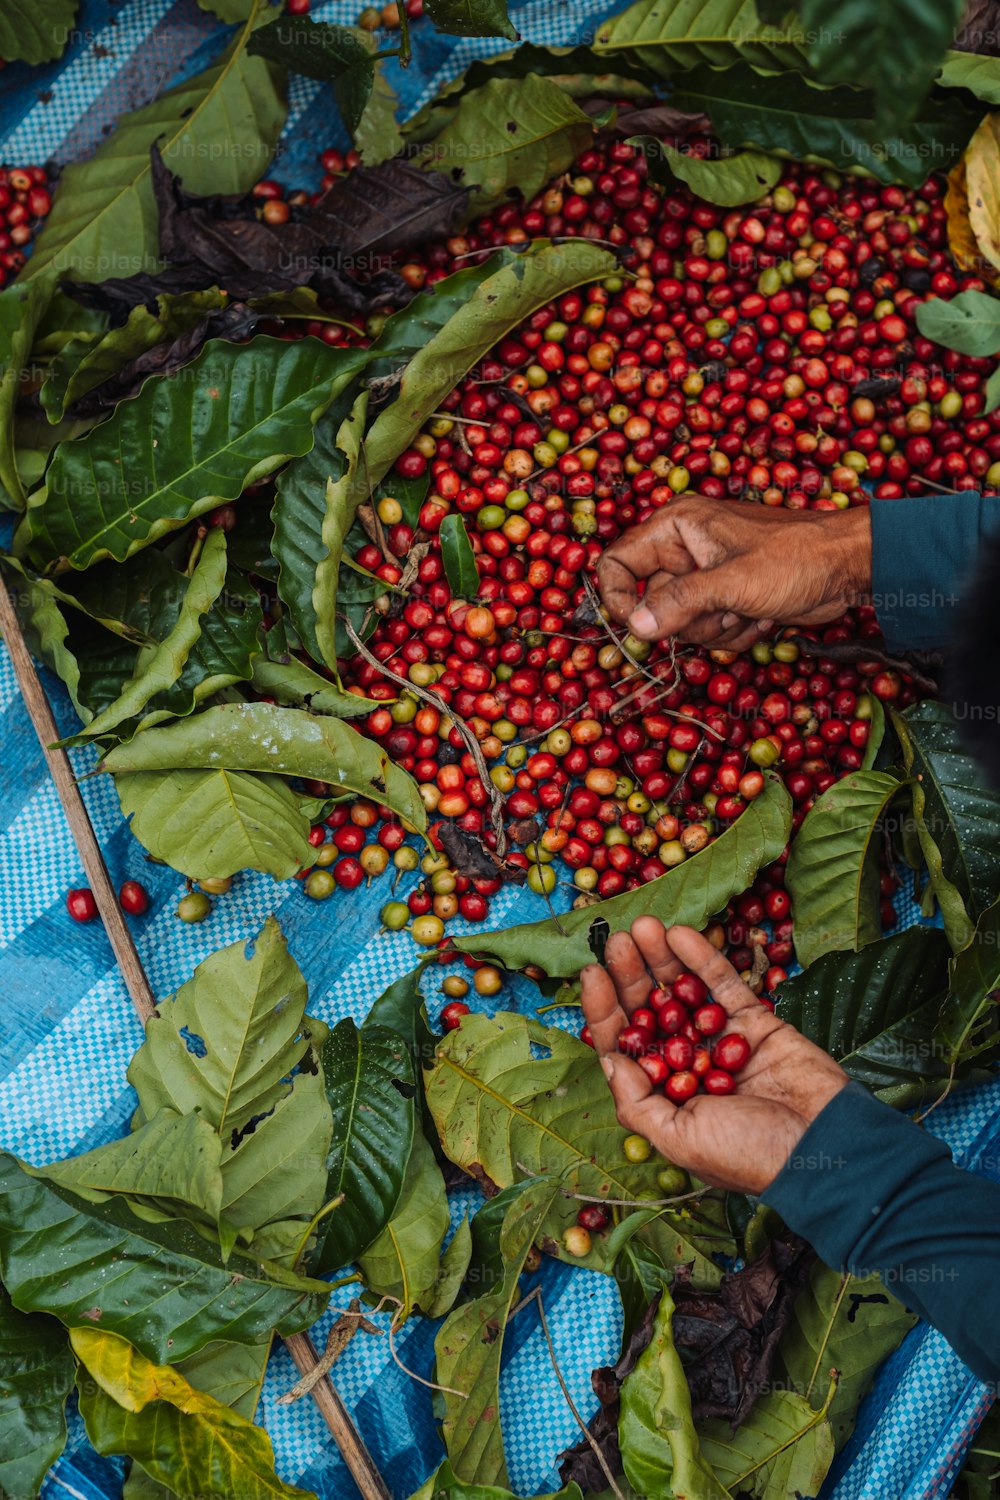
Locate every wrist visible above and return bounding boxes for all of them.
[817,507,872,608]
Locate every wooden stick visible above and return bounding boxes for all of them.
[0,576,392,1500]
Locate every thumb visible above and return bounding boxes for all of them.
[628,564,741,641]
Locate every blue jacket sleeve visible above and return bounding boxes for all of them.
[869,492,1000,651]
[763,1082,1000,1383]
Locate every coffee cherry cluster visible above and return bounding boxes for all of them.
[0,165,52,286]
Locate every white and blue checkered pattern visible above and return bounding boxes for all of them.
[1,4,997,1494]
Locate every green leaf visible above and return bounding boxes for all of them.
[424,0,517,40]
[861,696,887,771]
[7,562,87,719]
[0,0,77,63]
[0,1152,329,1362]
[785,770,905,967]
[439,513,480,599]
[634,138,781,205]
[454,774,791,976]
[984,364,1000,416]
[436,1179,560,1487]
[619,1288,729,1500]
[39,291,227,424]
[26,337,364,572]
[357,1130,451,1318]
[354,61,405,167]
[41,1108,224,1225]
[696,1387,835,1498]
[670,64,979,188]
[936,897,1000,1065]
[115,767,313,881]
[426,1218,473,1319]
[937,49,1000,105]
[775,926,954,1101]
[0,1286,74,1500]
[73,1329,311,1500]
[593,0,808,74]
[426,1012,724,1284]
[776,1264,916,1450]
[102,701,427,835]
[801,0,963,133]
[21,11,285,287]
[415,1459,582,1499]
[0,280,52,508]
[314,391,369,671]
[248,14,373,84]
[173,1338,270,1420]
[60,527,229,744]
[421,75,593,213]
[896,700,1000,938]
[313,1019,415,1271]
[250,647,377,718]
[914,290,1000,355]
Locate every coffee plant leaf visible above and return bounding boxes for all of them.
[454,775,791,976]
[0,0,77,63]
[424,0,518,41]
[313,392,369,672]
[915,287,1000,353]
[0,1152,329,1362]
[249,646,377,718]
[633,138,782,205]
[439,514,480,599]
[312,1019,415,1272]
[593,0,808,75]
[963,114,1000,274]
[938,48,1000,103]
[357,1130,451,1318]
[411,1461,582,1499]
[0,280,52,508]
[936,896,1000,1065]
[0,1287,74,1500]
[696,1386,834,1499]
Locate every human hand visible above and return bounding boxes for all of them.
[596,496,872,650]
[581,919,849,1194]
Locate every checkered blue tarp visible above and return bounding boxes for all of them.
[0,5,996,1496]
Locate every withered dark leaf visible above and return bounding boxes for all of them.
[311,158,470,257]
[954,0,1000,54]
[438,821,527,885]
[505,816,540,847]
[590,100,711,141]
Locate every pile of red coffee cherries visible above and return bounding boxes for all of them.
[0,165,52,286]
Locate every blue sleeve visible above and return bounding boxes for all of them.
[869,491,1000,651]
[763,1082,1000,1383]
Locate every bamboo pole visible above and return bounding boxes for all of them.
[0,576,392,1500]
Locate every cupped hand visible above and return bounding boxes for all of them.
[581,918,849,1195]
[596,496,872,650]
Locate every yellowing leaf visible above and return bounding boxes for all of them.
[72,1329,313,1500]
[965,113,1000,274]
[945,158,999,282]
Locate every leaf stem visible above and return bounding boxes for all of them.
[292,1192,345,1272]
[805,1273,848,1404]
[730,1372,840,1489]
[396,3,412,65]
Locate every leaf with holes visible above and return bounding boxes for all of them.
[775,926,955,1103]
[0,280,52,508]
[426,1011,725,1284]
[312,1019,415,1272]
[785,771,906,967]
[455,775,791,976]
[634,138,781,205]
[420,75,593,213]
[73,1329,312,1500]
[25,337,365,572]
[20,12,285,287]
[0,1153,329,1361]
[915,288,1000,354]
[357,1130,451,1317]
[0,1286,75,1500]
[439,514,480,599]
[593,0,808,75]
[102,702,427,835]
[436,1179,560,1487]
[115,767,313,881]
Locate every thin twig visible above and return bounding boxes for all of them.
[380,1296,468,1397]
[344,617,508,857]
[278,1299,381,1405]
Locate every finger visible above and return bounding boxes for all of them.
[580,963,627,1055]
[664,926,764,1020]
[596,553,642,623]
[603,1053,682,1151]
[605,930,653,1015]
[629,915,684,988]
[629,568,738,642]
[718,620,768,654]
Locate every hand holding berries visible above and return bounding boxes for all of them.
[581,917,849,1195]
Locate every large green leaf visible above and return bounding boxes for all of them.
[696,1387,835,1498]
[915,290,1000,356]
[42,1108,224,1225]
[936,898,1000,1066]
[73,1329,311,1500]
[775,927,954,1102]
[593,0,808,74]
[786,770,905,968]
[455,775,791,975]
[249,642,377,719]
[412,1460,581,1499]
[115,767,313,881]
[0,1153,328,1362]
[619,1289,728,1500]
[421,75,593,212]
[357,1130,451,1318]
[776,1264,916,1450]
[0,1286,74,1500]
[8,562,88,719]
[439,513,480,599]
[362,241,618,488]
[314,1019,415,1272]
[424,0,517,40]
[937,49,1000,104]
[435,1179,560,1487]
[61,527,229,744]
[21,10,285,286]
[896,701,1000,941]
[670,64,979,187]
[635,137,781,205]
[426,1011,724,1283]
[0,0,78,63]
[25,337,363,572]
[802,0,963,132]
[0,280,52,508]
[102,702,427,834]
[314,392,369,671]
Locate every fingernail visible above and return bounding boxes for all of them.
[721,611,739,629]
[629,606,657,638]
[600,1057,615,1081]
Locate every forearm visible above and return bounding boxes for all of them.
[763,1083,1000,1383]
